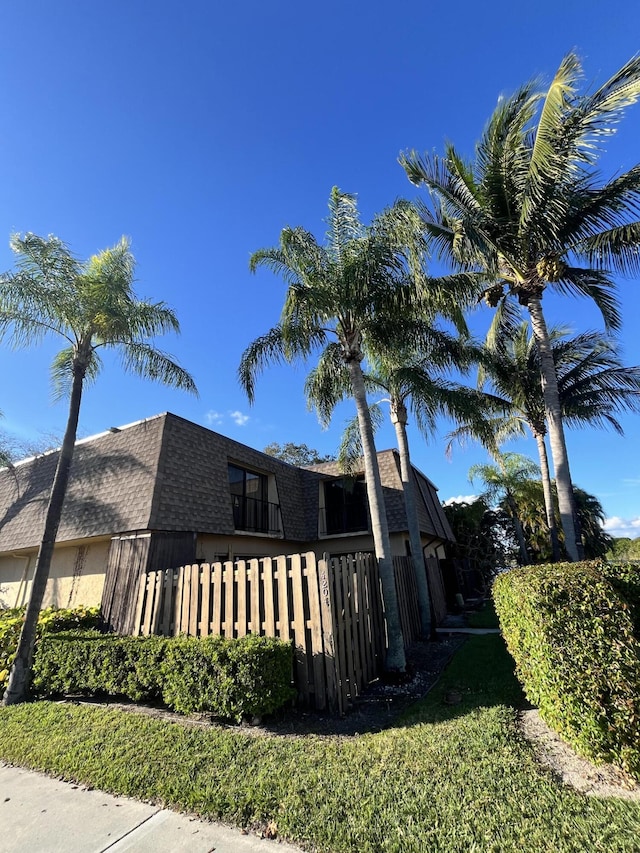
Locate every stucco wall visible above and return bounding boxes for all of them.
[0,539,109,610]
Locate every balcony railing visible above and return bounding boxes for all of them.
[319,505,369,536]
[231,495,282,534]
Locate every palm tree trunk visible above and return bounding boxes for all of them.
[504,490,529,564]
[533,431,561,561]
[2,364,84,706]
[390,398,432,639]
[346,357,406,672]
[527,297,582,562]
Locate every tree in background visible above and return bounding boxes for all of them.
[0,234,197,705]
[607,537,640,561]
[512,480,613,561]
[467,323,640,560]
[469,452,540,565]
[263,442,335,466]
[403,53,640,561]
[443,498,517,593]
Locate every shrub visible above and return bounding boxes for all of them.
[161,634,296,719]
[493,561,640,778]
[33,632,165,702]
[33,631,295,722]
[0,606,100,692]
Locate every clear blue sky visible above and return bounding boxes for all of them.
[1,1,639,537]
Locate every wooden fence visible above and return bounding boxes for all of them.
[134,551,424,714]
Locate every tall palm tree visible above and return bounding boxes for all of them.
[401,53,640,560]
[469,452,541,564]
[0,234,197,705]
[452,323,640,560]
[306,329,491,638]
[239,188,477,672]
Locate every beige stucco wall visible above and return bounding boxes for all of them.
[0,538,109,610]
[194,531,437,564]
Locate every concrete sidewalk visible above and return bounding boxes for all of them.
[0,764,303,853]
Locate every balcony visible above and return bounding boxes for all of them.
[231,495,282,535]
[319,504,369,536]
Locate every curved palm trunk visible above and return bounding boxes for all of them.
[533,431,562,561]
[2,364,84,706]
[390,398,432,639]
[527,297,582,562]
[346,357,406,672]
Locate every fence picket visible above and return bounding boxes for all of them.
[211,562,223,634]
[248,558,261,635]
[236,560,247,637]
[262,557,276,635]
[223,560,235,637]
[200,563,211,636]
[305,552,327,711]
[289,552,308,703]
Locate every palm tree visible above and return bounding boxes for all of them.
[453,323,640,560]
[469,452,541,564]
[306,329,492,638]
[239,188,477,671]
[512,480,613,561]
[401,53,640,560]
[0,234,197,705]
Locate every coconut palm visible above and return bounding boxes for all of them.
[401,53,640,560]
[0,234,197,705]
[451,323,640,560]
[306,328,494,638]
[469,452,541,564]
[511,480,613,561]
[239,188,478,671]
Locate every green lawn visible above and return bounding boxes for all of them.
[1,636,639,852]
[466,598,500,629]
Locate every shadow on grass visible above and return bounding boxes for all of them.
[396,634,525,729]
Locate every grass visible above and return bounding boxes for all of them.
[1,636,640,852]
[466,598,500,629]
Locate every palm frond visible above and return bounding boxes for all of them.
[304,343,351,427]
[337,403,384,475]
[117,341,197,394]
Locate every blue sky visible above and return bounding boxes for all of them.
[0,1,639,538]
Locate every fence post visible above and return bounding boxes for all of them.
[318,553,341,714]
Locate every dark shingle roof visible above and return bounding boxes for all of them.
[0,413,454,552]
[0,416,164,551]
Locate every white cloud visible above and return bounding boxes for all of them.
[229,410,250,426]
[205,410,224,425]
[604,516,640,538]
[443,494,479,506]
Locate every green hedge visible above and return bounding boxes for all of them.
[0,606,100,691]
[33,631,296,722]
[493,561,640,778]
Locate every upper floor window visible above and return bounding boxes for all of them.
[321,476,369,536]
[228,464,281,534]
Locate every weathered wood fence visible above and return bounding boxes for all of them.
[134,551,426,714]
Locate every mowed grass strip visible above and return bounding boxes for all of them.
[1,636,639,853]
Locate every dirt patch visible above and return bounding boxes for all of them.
[520,709,640,800]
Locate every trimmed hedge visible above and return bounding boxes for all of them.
[0,606,100,692]
[33,631,296,722]
[493,561,640,778]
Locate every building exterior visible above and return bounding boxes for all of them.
[0,412,455,626]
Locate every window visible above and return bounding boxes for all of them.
[228,464,280,533]
[321,476,369,535]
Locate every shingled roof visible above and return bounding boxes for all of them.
[0,412,454,552]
